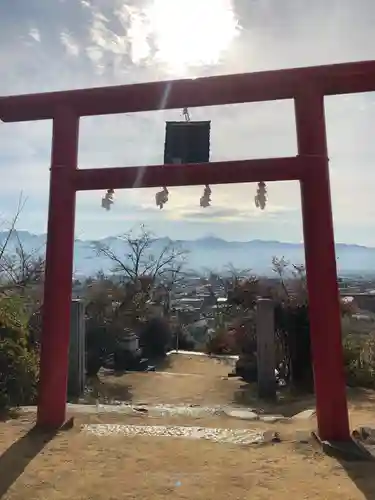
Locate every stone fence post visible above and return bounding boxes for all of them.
[256,298,276,400]
[68,299,86,398]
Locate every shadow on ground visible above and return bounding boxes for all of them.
[84,375,134,404]
[84,357,172,404]
[0,409,21,423]
[0,427,56,499]
[232,384,375,418]
[345,387,375,411]
[209,355,237,367]
[338,460,375,499]
[231,383,375,417]
[152,356,172,371]
[232,384,316,416]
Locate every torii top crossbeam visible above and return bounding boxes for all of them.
[1,60,375,122]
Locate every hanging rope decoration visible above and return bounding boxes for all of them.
[101,188,115,210]
[182,107,190,122]
[200,184,212,207]
[182,107,213,208]
[182,108,213,209]
[155,186,169,209]
[155,108,191,209]
[254,181,267,210]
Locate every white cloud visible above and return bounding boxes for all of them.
[1,0,375,243]
[117,5,151,64]
[29,28,41,42]
[60,32,80,57]
[146,0,241,74]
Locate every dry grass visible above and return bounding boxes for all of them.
[95,370,241,406]
[91,353,242,406]
[92,353,316,415]
[1,412,375,500]
[2,354,375,499]
[162,353,236,375]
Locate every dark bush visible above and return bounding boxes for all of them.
[275,302,313,392]
[171,325,196,351]
[85,323,116,376]
[139,316,172,358]
[205,327,233,355]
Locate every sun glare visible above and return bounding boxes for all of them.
[146,0,240,73]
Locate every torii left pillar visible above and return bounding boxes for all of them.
[37,107,79,428]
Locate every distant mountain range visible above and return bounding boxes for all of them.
[1,231,375,278]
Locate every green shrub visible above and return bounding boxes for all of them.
[343,333,375,388]
[0,296,39,411]
[0,296,29,344]
[0,339,39,409]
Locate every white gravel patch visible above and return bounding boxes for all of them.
[166,350,239,360]
[82,424,265,445]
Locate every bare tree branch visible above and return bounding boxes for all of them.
[94,225,188,287]
[93,225,189,321]
[271,256,290,299]
[0,192,27,265]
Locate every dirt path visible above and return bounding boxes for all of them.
[92,354,315,415]
[1,413,374,500]
[2,354,375,499]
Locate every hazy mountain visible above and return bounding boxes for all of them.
[0,231,374,278]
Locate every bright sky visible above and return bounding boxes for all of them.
[1,0,375,244]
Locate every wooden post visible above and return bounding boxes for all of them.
[256,298,276,400]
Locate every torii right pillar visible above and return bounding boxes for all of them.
[295,88,350,442]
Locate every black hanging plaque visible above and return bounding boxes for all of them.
[164,121,211,164]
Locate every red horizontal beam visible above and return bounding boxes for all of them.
[74,157,303,191]
[1,60,375,123]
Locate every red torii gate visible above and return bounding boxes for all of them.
[2,60,375,441]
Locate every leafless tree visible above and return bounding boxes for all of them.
[202,264,256,307]
[271,256,307,302]
[94,225,188,288]
[0,193,26,272]
[0,194,46,343]
[1,231,44,290]
[0,194,45,295]
[93,225,188,324]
